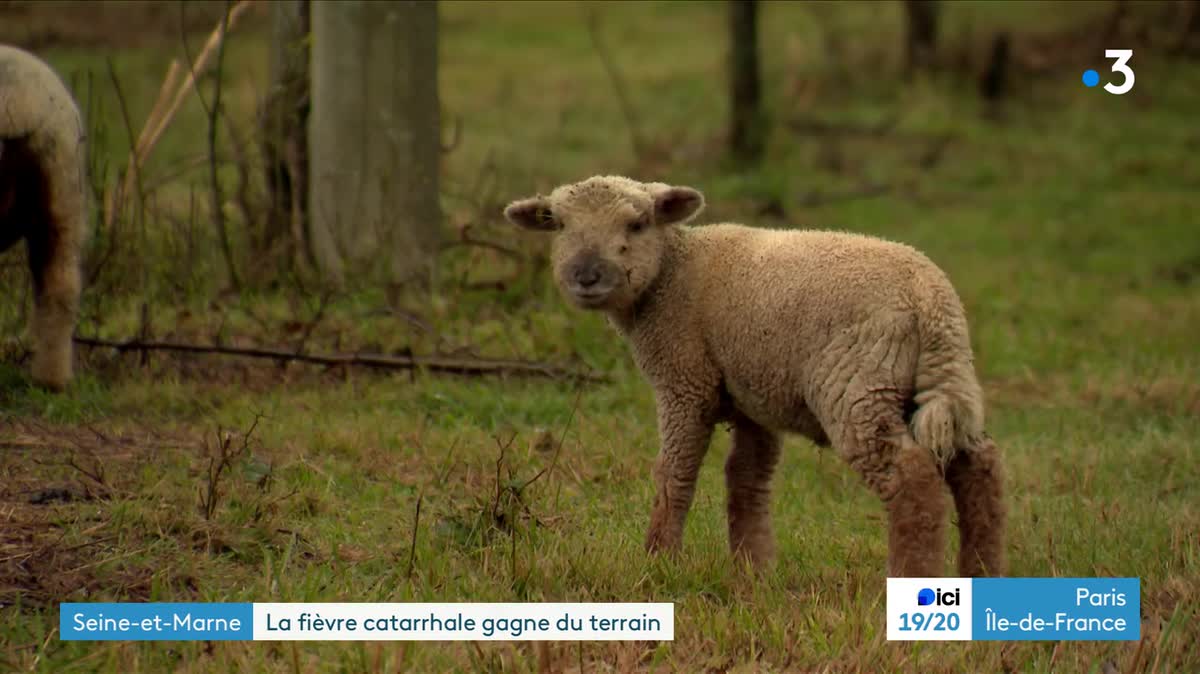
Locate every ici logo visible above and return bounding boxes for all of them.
[917,587,960,607]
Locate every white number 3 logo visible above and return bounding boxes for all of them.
[1104,49,1135,95]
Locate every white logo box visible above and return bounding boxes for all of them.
[886,578,973,641]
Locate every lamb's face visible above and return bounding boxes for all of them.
[504,176,704,312]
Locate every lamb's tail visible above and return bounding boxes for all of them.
[909,288,985,466]
[910,390,981,466]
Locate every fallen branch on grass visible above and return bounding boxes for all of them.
[73,336,608,384]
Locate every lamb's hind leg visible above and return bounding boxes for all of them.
[725,413,781,568]
[25,190,83,392]
[945,434,1007,576]
[837,394,948,577]
[885,435,948,577]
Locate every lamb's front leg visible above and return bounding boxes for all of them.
[645,393,716,555]
[726,414,780,568]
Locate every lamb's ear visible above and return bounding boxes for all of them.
[653,186,705,225]
[503,196,559,231]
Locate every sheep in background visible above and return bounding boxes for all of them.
[504,175,1007,578]
[0,44,88,391]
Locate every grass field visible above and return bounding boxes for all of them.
[2,1,1199,671]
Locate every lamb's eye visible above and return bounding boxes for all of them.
[627,217,648,234]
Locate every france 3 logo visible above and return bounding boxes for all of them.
[1083,49,1135,95]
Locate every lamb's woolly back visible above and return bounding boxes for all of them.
[640,221,984,466]
[507,174,986,464]
[0,44,89,246]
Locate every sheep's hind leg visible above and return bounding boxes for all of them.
[725,413,780,568]
[885,435,948,577]
[945,434,1008,576]
[25,193,82,392]
[836,394,948,577]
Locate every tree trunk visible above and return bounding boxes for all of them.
[904,0,940,75]
[728,0,764,164]
[979,32,1010,104]
[260,0,310,270]
[309,0,442,288]
[1178,0,1200,53]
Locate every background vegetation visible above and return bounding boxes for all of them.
[1,1,1198,671]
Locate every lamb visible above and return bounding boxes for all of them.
[504,175,1007,577]
[1,44,89,391]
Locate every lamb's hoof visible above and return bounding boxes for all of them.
[31,358,71,392]
[644,529,681,556]
[30,369,70,390]
[731,542,776,573]
[32,376,68,393]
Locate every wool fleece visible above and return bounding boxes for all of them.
[506,175,1007,578]
[1,44,89,391]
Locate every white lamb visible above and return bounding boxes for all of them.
[505,175,1007,577]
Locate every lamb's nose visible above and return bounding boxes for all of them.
[575,265,601,288]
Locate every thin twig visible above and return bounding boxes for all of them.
[103,60,179,232]
[143,1,252,161]
[104,58,147,237]
[135,61,183,160]
[437,436,461,485]
[103,1,252,232]
[200,414,260,521]
[292,288,336,357]
[141,155,215,196]
[521,386,584,494]
[100,61,139,299]
[586,8,647,160]
[492,432,514,521]
[65,455,109,497]
[222,109,257,245]
[441,232,524,261]
[405,490,423,579]
[27,625,57,672]
[182,1,241,290]
[73,336,609,383]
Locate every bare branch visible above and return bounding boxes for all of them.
[441,224,524,262]
[181,0,242,290]
[222,109,258,244]
[73,336,609,383]
[406,490,423,579]
[585,8,647,161]
[104,58,147,237]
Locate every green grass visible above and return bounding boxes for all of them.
[3,1,1199,672]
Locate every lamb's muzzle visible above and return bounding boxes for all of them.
[561,250,623,307]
